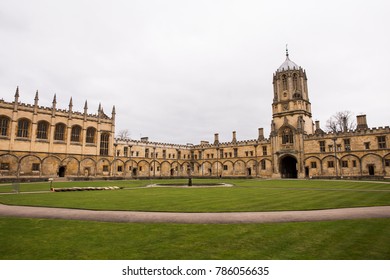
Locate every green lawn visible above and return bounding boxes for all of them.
[1,179,390,212]
[1,217,389,259]
[1,179,390,260]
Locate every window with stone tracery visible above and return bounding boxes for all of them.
[293,74,298,90]
[281,127,294,144]
[282,75,287,91]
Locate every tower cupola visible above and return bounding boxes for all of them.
[271,48,313,135]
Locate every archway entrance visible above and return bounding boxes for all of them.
[280,156,298,178]
[58,166,66,177]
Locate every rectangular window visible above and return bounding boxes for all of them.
[103,165,109,172]
[327,161,334,168]
[163,150,166,159]
[245,151,249,157]
[385,159,390,167]
[220,149,224,159]
[364,142,370,150]
[223,165,228,171]
[0,163,10,170]
[261,160,266,170]
[145,148,149,158]
[344,139,351,151]
[328,145,333,152]
[198,151,202,160]
[319,141,325,152]
[250,151,254,156]
[352,160,357,168]
[123,147,128,157]
[234,148,238,157]
[337,144,342,151]
[311,162,317,169]
[99,133,109,156]
[177,151,181,159]
[117,166,123,172]
[32,163,40,171]
[342,160,348,168]
[116,150,120,157]
[136,151,139,157]
[262,146,267,156]
[378,136,387,149]
[139,166,142,171]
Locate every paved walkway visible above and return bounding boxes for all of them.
[1,204,390,224]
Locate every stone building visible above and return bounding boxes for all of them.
[0,89,115,180]
[1,51,389,180]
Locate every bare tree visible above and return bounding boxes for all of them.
[326,111,356,133]
[117,129,131,139]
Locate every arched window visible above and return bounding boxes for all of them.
[282,75,287,91]
[281,127,294,144]
[100,133,110,156]
[293,74,298,90]
[36,121,49,139]
[54,123,66,141]
[86,127,96,144]
[17,118,30,138]
[0,116,10,136]
[71,125,82,142]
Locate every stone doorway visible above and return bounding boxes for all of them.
[280,156,298,178]
[58,166,66,177]
[368,164,375,176]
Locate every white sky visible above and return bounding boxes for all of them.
[1,0,389,144]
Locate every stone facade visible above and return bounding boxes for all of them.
[0,89,115,179]
[1,52,389,180]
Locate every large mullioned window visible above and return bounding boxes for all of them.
[17,119,30,138]
[36,121,49,139]
[0,116,10,136]
[100,133,110,156]
[86,127,96,144]
[54,123,66,141]
[71,125,82,142]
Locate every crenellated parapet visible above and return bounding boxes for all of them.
[305,126,390,140]
[0,87,114,123]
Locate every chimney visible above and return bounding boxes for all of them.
[314,120,324,134]
[258,128,264,140]
[356,115,368,130]
[214,133,219,145]
[232,131,237,143]
[315,121,320,130]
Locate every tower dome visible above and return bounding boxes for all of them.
[277,49,299,71]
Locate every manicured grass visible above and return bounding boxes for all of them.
[0,179,390,212]
[1,217,389,259]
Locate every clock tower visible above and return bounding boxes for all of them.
[270,49,314,178]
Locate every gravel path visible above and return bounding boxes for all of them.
[1,204,390,224]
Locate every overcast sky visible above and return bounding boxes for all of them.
[1,0,389,144]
